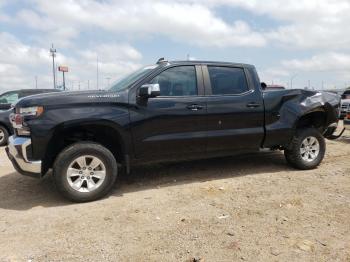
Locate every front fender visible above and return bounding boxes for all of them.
[28,104,131,162]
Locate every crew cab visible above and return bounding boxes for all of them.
[6,60,341,202]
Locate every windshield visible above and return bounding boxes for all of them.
[109,65,159,92]
[0,92,19,104]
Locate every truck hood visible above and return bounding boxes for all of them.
[14,90,129,108]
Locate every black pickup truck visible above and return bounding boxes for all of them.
[6,59,340,202]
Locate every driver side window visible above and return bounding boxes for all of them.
[150,66,197,96]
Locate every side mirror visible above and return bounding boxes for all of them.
[261,82,267,90]
[139,83,160,98]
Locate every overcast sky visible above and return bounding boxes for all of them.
[1,0,350,92]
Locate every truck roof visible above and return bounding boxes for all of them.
[167,60,256,68]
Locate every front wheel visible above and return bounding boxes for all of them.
[284,128,326,170]
[53,142,118,202]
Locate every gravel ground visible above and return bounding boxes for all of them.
[0,129,349,262]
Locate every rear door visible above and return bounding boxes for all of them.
[203,65,264,152]
[130,65,207,160]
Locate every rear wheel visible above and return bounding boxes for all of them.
[284,128,326,170]
[53,142,118,202]
[0,126,9,147]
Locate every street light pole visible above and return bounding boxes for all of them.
[96,55,99,89]
[62,71,66,90]
[290,74,298,89]
[50,44,57,89]
[106,77,111,88]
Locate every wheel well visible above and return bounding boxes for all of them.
[43,124,125,172]
[296,111,326,131]
[0,123,10,134]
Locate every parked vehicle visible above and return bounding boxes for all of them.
[0,110,12,147]
[344,108,350,129]
[340,90,350,119]
[6,59,341,202]
[0,89,61,146]
[0,89,61,111]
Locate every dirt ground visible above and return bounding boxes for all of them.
[0,129,349,262]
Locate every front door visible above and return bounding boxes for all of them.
[130,65,207,160]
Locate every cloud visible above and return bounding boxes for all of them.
[260,52,350,88]
[282,52,350,72]
[196,0,350,49]
[1,0,350,91]
[78,44,142,63]
[0,32,143,92]
[8,0,266,48]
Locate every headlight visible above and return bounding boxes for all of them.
[18,106,44,116]
[11,106,44,136]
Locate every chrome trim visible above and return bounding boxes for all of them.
[7,136,42,174]
[327,122,338,129]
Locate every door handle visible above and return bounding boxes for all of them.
[246,102,260,108]
[187,104,203,111]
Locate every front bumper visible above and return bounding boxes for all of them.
[6,136,42,178]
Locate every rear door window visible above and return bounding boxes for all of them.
[208,66,249,95]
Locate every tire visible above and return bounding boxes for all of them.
[284,128,326,170]
[0,126,9,147]
[53,142,118,202]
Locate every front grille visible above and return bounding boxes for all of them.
[341,103,349,111]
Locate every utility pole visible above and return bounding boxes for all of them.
[105,77,111,88]
[308,80,310,89]
[290,74,298,89]
[96,55,99,89]
[62,71,66,90]
[87,80,90,90]
[50,44,57,89]
[58,66,68,90]
[35,76,38,89]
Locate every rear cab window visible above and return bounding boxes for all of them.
[207,66,249,95]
